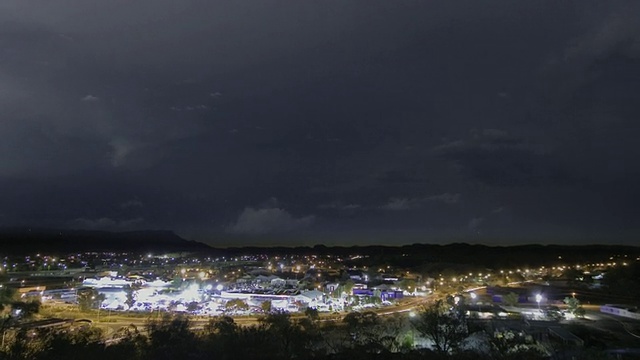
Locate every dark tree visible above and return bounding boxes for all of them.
[602,262,640,300]
[489,330,546,360]
[0,286,16,312]
[106,325,148,360]
[260,311,313,359]
[412,301,468,354]
[36,326,105,360]
[145,315,198,360]
[260,300,272,313]
[304,307,319,321]
[342,311,400,353]
[77,288,104,312]
[124,285,137,309]
[502,292,519,307]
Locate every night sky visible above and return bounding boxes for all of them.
[2,1,639,246]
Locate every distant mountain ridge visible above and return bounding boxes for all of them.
[0,227,211,255]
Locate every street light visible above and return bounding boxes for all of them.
[408,310,419,348]
[535,294,542,311]
[470,292,479,313]
[91,296,101,322]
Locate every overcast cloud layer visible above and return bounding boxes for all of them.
[1,1,639,246]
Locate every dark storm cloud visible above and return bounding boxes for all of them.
[120,200,144,209]
[379,198,422,212]
[1,0,639,244]
[318,202,362,212]
[434,129,577,187]
[81,95,99,102]
[379,193,462,211]
[468,217,484,232]
[72,216,144,231]
[543,1,640,98]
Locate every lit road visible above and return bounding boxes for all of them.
[93,296,431,342]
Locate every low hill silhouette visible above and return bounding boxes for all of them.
[0,227,210,255]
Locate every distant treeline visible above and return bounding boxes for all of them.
[1,227,638,270]
[223,243,640,269]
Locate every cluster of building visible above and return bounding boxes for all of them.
[3,249,637,318]
[6,252,415,316]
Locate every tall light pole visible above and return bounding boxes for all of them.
[92,296,100,322]
[535,294,542,311]
[74,288,79,312]
[408,311,418,348]
[470,292,480,314]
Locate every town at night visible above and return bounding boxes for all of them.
[2,0,640,358]
[2,235,640,359]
